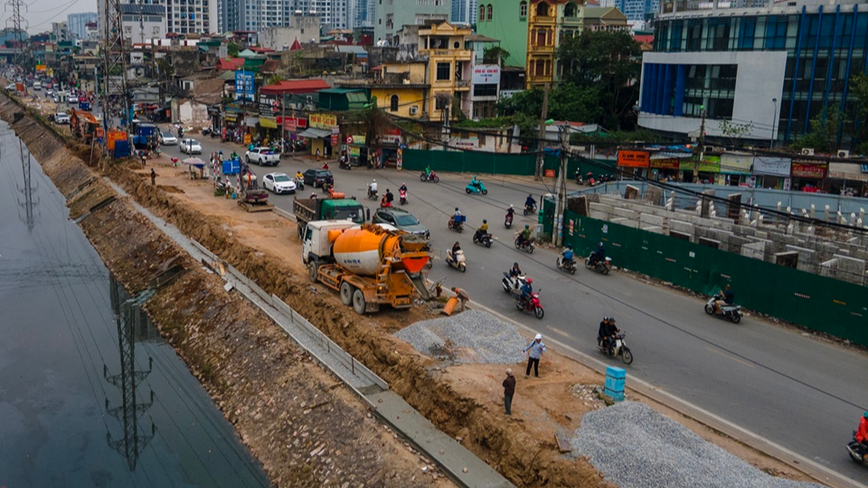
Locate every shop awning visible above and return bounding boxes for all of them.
[297,127,332,139]
[245,116,260,126]
[224,114,237,122]
[259,117,278,129]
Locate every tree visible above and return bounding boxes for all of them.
[718,119,754,148]
[496,83,601,126]
[796,103,841,153]
[558,30,641,129]
[483,46,511,67]
[227,42,240,57]
[849,73,868,153]
[267,74,284,85]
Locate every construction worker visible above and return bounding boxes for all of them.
[451,287,470,311]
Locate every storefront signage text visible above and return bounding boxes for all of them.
[618,150,650,168]
[310,113,338,129]
[791,161,827,179]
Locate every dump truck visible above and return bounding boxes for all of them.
[302,221,432,314]
[69,108,101,143]
[293,196,368,238]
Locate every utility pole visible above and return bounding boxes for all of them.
[694,105,706,182]
[102,0,133,144]
[552,125,568,247]
[6,0,28,67]
[535,84,549,181]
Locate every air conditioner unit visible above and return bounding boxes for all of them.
[409,105,418,115]
[837,149,850,158]
[704,145,717,153]
[801,148,815,156]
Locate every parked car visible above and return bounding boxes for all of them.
[67,95,79,104]
[54,112,70,124]
[180,138,202,154]
[5,83,16,91]
[262,172,297,194]
[302,168,334,188]
[159,131,178,145]
[245,147,280,166]
[372,208,429,238]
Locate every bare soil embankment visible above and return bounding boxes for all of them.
[0,100,450,487]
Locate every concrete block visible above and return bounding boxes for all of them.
[775,251,801,269]
[832,254,866,285]
[624,185,641,200]
[639,213,666,228]
[785,245,817,273]
[699,237,722,249]
[819,258,837,278]
[612,207,638,221]
[670,230,692,242]
[670,219,695,237]
[611,217,639,228]
[589,202,613,219]
[590,211,610,221]
[741,241,767,261]
[641,225,664,234]
[732,225,756,238]
[727,236,750,255]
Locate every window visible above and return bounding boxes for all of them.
[480,5,485,21]
[473,83,497,97]
[519,1,527,18]
[487,5,492,20]
[435,96,447,110]
[390,94,399,111]
[436,62,450,80]
[536,2,549,17]
[564,2,577,17]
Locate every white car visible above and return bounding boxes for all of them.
[67,95,78,104]
[55,112,70,124]
[180,138,202,154]
[245,147,280,166]
[159,131,178,145]
[262,172,297,194]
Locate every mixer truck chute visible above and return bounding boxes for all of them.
[303,221,432,314]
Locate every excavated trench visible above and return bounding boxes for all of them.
[1,97,606,488]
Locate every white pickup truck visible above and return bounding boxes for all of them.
[245,147,280,166]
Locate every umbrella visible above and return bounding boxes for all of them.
[183,157,205,167]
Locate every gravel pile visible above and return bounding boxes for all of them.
[571,402,824,488]
[395,310,527,364]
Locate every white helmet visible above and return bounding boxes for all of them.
[372,179,376,182]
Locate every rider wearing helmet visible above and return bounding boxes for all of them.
[474,219,489,240]
[506,204,515,216]
[399,182,408,193]
[856,411,868,448]
[561,244,575,266]
[520,277,533,306]
[524,194,537,211]
[590,241,605,267]
[509,262,523,278]
[602,317,620,355]
[368,178,378,198]
[450,207,462,228]
[518,224,532,247]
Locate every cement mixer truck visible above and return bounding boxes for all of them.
[302,221,432,314]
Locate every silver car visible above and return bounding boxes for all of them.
[180,138,202,154]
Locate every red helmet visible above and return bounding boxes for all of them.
[526,278,533,284]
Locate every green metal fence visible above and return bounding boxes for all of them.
[401,149,618,178]
[560,211,868,346]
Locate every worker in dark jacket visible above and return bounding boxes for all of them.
[502,368,516,415]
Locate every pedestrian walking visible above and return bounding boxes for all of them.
[502,368,516,415]
[523,334,546,378]
[150,168,156,186]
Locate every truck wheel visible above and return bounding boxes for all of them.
[352,289,367,315]
[340,282,353,306]
[307,261,318,283]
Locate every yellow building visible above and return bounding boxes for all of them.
[417,21,473,121]
[339,62,429,119]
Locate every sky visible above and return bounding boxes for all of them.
[13,0,97,34]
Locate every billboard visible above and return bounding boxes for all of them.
[471,65,501,84]
[310,113,338,129]
[753,156,791,176]
[618,150,650,168]
[234,71,255,101]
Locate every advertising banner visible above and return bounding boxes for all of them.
[618,150,650,168]
[310,113,338,129]
[753,156,791,176]
[234,71,255,101]
[471,65,501,84]
[650,158,680,170]
[720,153,753,174]
[791,161,827,179]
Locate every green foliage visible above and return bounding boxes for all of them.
[482,46,511,67]
[793,103,841,153]
[496,83,602,126]
[570,128,657,144]
[227,42,240,58]
[719,119,754,147]
[267,74,284,85]
[849,73,868,153]
[557,30,641,129]
[453,117,515,129]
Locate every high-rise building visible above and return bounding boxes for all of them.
[640,0,867,146]
[68,12,98,39]
[52,22,70,42]
[219,0,347,34]
[374,0,451,44]
[349,0,375,29]
[451,0,477,25]
[165,0,213,34]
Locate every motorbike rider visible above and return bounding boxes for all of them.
[509,262,523,278]
[856,411,868,450]
[600,317,620,355]
[560,245,575,267]
[517,224,533,247]
[295,170,303,180]
[474,219,489,241]
[519,278,533,306]
[450,208,462,228]
[714,284,735,315]
[524,194,536,211]
[368,179,378,198]
[589,242,606,267]
[450,241,462,261]
[385,189,394,205]
[399,182,408,194]
[425,165,432,180]
[506,204,515,217]
[470,174,482,190]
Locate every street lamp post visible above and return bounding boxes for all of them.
[770,98,778,149]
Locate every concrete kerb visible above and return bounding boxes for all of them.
[466,300,862,488]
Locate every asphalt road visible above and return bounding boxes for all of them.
[161,130,868,487]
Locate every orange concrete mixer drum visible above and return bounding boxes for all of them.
[332,224,428,276]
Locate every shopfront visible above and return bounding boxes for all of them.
[649,157,681,182]
[305,113,339,158]
[678,156,720,184]
[347,134,368,166]
[618,150,650,179]
[790,160,827,192]
[719,153,753,186]
[827,163,868,197]
[751,156,791,190]
[380,129,403,167]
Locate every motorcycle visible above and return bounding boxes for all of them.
[585,254,612,274]
[847,431,867,465]
[465,179,488,195]
[201,127,212,136]
[502,272,526,297]
[472,231,492,248]
[556,256,577,275]
[514,237,535,254]
[523,203,537,216]
[504,212,514,229]
[380,199,392,208]
[448,215,465,233]
[598,332,633,365]
[339,156,352,170]
[295,177,305,191]
[445,249,466,272]
[367,188,378,200]
[399,189,408,205]
[515,289,544,319]
[704,294,743,324]
[420,171,440,183]
[575,169,583,185]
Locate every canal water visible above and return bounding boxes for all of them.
[0,121,271,487]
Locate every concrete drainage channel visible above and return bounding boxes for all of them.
[106,179,514,488]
